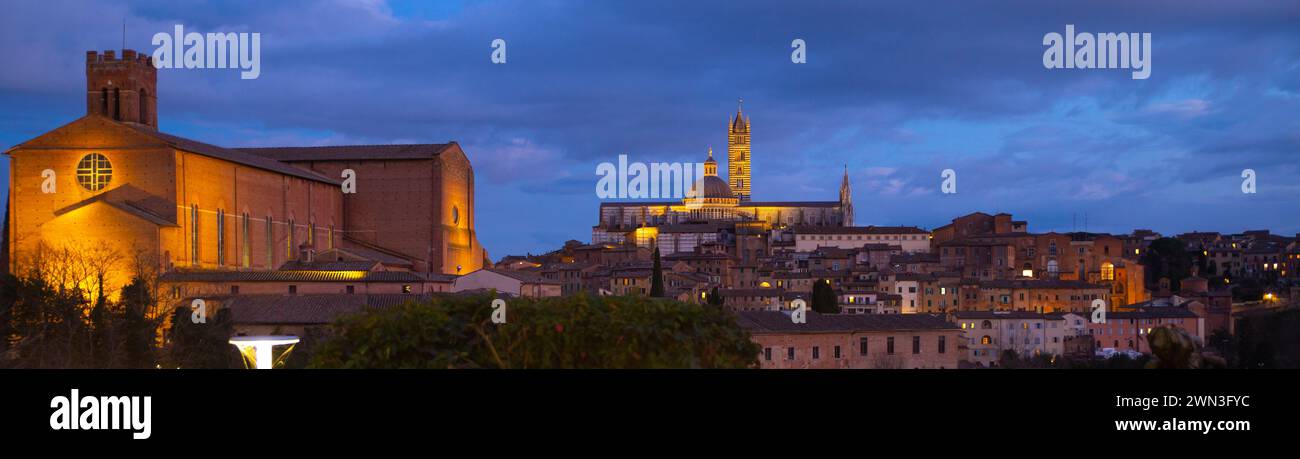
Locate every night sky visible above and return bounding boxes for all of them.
[2,0,1297,259]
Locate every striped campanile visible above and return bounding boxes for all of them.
[727,99,751,202]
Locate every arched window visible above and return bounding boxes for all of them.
[190,204,200,266]
[113,87,121,120]
[216,209,226,266]
[286,218,296,259]
[100,88,108,116]
[241,212,251,268]
[139,88,148,122]
[981,320,992,329]
[980,336,992,345]
[1047,260,1059,274]
[1101,262,1115,281]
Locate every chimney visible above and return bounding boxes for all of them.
[86,49,158,128]
[298,244,315,263]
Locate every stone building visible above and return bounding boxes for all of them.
[3,49,487,300]
[738,311,961,369]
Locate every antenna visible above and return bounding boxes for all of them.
[122,18,126,50]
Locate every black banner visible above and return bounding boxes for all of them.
[0,369,1290,447]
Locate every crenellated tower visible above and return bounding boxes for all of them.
[86,49,157,128]
[727,99,751,202]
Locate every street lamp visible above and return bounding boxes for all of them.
[229,335,300,369]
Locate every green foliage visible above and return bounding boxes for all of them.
[0,273,98,368]
[309,293,761,369]
[810,279,839,314]
[0,273,167,369]
[650,248,664,297]
[120,278,158,369]
[1140,238,1193,291]
[1231,310,1300,369]
[1229,277,1265,302]
[706,286,724,307]
[161,307,241,369]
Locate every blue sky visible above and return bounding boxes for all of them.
[2,0,1298,259]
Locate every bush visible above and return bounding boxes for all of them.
[309,293,760,369]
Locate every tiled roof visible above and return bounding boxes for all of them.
[740,201,841,208]
[219,293,436,325]
[119,122,340,185]
[1108,308,1201,319]
[736,311,958,333]
[789,225,929,235]
[978,279,1108,290]
[160,269,429,283]
[278,260,379,271]
[480,268,562,284]
[236,143,455,162]
[954,311,1066,320]
[328,243,416,267]
[719,288,784,297]
[52,184,178,227]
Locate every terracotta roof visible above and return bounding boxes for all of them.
[160,269,428,283]
[789,225,929,235]
[218,294,436,325]
[278,260,379,271]
[236,143,455,162]
[741,201,841,208]
[736,311,958,333]
[978,279,1108,290]
[954,311,1066,320]
[481,268,562,284]
[53,184,178,227]
[118,122,340,185]
[719,288,784,297]
[330,242,416,267]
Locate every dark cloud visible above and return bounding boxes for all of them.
[2,0,1298,257]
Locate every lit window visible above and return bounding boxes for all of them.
[76,153,112,191]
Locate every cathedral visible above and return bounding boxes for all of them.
[593,103,854,245]
[3,49,488,298]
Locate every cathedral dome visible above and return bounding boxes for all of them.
[695,175,735,199]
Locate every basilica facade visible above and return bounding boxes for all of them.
[3,49,488,299]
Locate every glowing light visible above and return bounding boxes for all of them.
[229,336,299,370]
[1021,269,1034,278]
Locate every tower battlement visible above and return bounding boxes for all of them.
[85,49,157,128]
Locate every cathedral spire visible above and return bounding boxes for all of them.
[839,165,853,226]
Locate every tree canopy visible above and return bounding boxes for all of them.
[310,293,760,369]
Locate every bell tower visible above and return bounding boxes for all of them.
[727,99,751,202]
[86,49,157,128]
